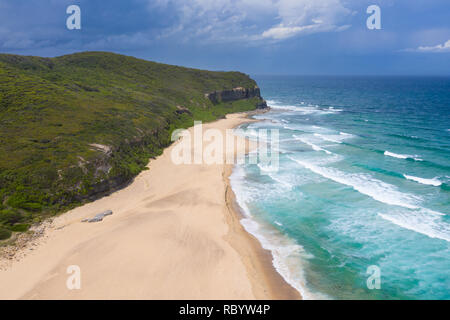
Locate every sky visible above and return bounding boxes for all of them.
[0,0,449,75]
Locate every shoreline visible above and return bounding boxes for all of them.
[223,165,301,299]
[221,109,301,299]
[0,110,300,300]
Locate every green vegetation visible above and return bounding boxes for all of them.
[10,223,30,232]
[0,51,263,239]
[0,227,11,240]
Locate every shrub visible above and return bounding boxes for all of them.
[0,227,12,240]
[10,223,30,232]
[0,209,23,225]
[7,194,43,212]
[19,202,43,212]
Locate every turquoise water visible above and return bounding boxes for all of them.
[230,76,450,299]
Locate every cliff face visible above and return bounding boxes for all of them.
[206,86,268,109]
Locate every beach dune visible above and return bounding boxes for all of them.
[0,113,300,300]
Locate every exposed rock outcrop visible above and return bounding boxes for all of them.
[175,105,192,115]
[81,210,113,223]
[205,86,267,109]
[256,99,268,109]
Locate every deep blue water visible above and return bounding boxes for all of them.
[230,76,450,299]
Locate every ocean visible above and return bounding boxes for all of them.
[230,76,450,299]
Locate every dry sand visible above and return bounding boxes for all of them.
[0,112,300,300]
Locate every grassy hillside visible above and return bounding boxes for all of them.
[0,51,263,239]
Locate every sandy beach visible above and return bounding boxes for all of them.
[0,112,300,300]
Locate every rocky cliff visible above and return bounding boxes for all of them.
[206,86,268,108]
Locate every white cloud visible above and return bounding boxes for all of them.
[262,25,313,40]
[0,27,35,49]
[414,40,450,52]
[148,0,353,43]
[261,0,352,40]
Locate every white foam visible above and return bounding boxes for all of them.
[328,107,343,112]
[268,173,294,189]
[283,124,311,132]
[229,166,254,218]
[240,217,328,299]
[269,104,301,112]
[379,209,450,242]
[230,165,327,299]
[267,100,339,115]
[314,133,341,143]
[257,163,278,173]
[384,151,423,161]
[403,175,442,187]
[384,151,408,159]
[283,124,328,134]
[293,135,333,155]
[297,106,335,115]
[288,157,449,243]
[256,163,295,189]
[236,128,271,144]
[313,132,354,144]
[288,156,422,209]
[283,125,297,131]
[266,99,280,105]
